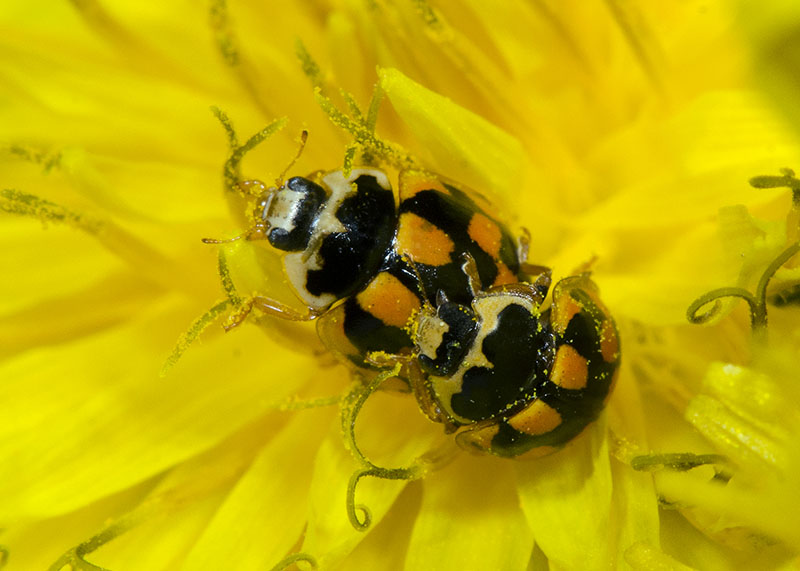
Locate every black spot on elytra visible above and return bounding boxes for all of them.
[399,189,520,288]
[450,303,555,422]
[487,294,620,457]
[305,175,396,299]
[342,296,413,355]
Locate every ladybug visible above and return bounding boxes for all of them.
[214,165,619,458]
[222,167,526,370]
[409,258,620,458]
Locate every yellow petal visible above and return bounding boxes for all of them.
[0,270,160,361]
[686,362,789,467]
[606,362,661,558]
[342,484,422,571]
[89,485,223,571]
[0,218,127,316]
[0,297,312,520]
[379,67,525,200]
[87,413,285,570]
[1,476,156,570]
[182,409,335,570]
[624,539,698,571]
[406,455,533,570]
[739,0,800,134]
[592,223,734,325]
[326,10,371,105]
[516,425,613,571]
[656,347,800,554]
[657,508,787,570]
[575,167,787,233]
[303,390,440,567]
[302,435,409,567]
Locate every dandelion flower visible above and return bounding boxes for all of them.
[1,1,799,570]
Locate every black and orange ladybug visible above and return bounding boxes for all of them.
[221,167,524,362]
[411,262,620,458]
[211,164,620,458]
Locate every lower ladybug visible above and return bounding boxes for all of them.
[409,256,620,458]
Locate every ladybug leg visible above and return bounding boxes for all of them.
[526,270,553,303]
[364,350,411,368]
[460,252,482,297]
[516,227,552,277]
[239,179,269,197]
[570,255,598,275]
[517,226,532,262]
[202,180,273,245]
[363,351,454,428]
[405,359,458,432]
[481,271,552,306]
[520,262,551,277]
[201,223,268,245]
[224,296,320,331]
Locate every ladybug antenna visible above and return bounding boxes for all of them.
[275,130,309,187]
[202,131,309,245]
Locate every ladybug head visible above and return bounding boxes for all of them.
[260,176,327,252]
[414,292,479,378]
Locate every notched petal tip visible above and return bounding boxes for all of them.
[378,67,525,196]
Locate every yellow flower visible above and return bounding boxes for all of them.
[2,1,800,570]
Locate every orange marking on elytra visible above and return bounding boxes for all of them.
[468,212,502,258]
[508,400,562,436]
[396,212,455,266]
[553,295,581,335]
[600,319,619,363]
[550,344,589,389]
[356,272,421,328]
[492,262,517,287]
[399,171,449,199]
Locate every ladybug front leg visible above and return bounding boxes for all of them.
[224,296,321,331]
[515,227,551,277]
[459,252,482,296]
[362,349,455,430]
[479,271,553,307]
[405,359,459,433]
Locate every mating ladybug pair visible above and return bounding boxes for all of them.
[211,164,620,459]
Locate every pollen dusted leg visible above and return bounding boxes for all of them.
[459,252,482,297]
[407,360,458,433]
[368,348,457,432]
[224,295,321,331]
[516,227,551,277]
